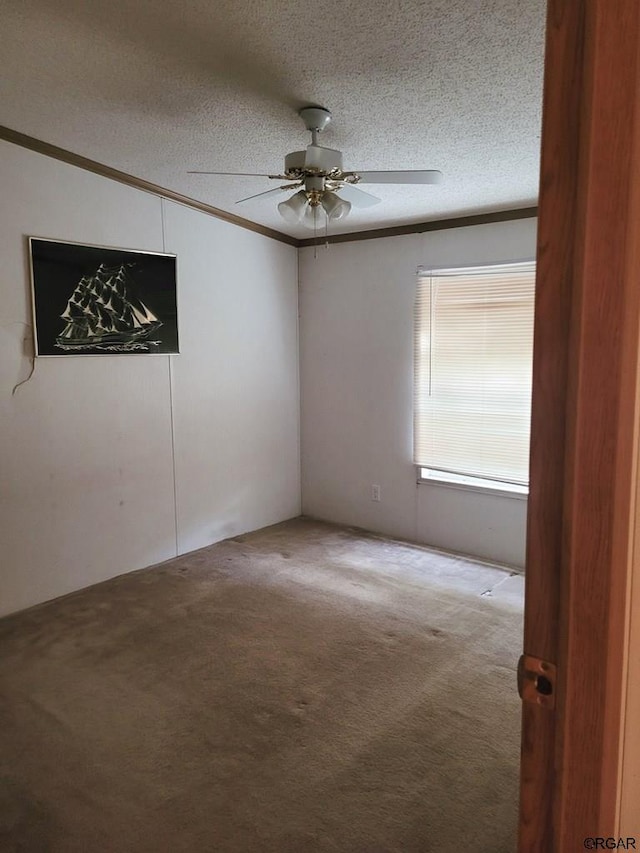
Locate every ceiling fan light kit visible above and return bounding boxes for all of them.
[189,105,443,233]
[277,189,308,224]
[320,191,351,222]
[278,186,351,228]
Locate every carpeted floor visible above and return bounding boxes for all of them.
[0,518,524,852]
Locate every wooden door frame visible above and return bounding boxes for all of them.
[520,0,640,848]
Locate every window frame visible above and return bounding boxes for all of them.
[413,259,536,496]
[417,466,529,499]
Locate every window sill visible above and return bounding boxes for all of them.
[417,470,529,500]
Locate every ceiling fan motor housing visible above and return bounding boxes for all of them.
[284,146,343,175]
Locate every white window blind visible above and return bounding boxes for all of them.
[413,261,535,486]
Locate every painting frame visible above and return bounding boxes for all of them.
[28,237,179,357]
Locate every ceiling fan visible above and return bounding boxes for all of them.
[188,106,443,229]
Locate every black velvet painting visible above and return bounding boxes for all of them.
[29,238,179,356]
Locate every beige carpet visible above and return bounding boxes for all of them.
[0,518,524,852]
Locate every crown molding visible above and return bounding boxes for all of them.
[0,125,298,247]
[297,206,538,247]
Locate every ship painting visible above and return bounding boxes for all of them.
[55,262,163,352]
[29,238,178,357]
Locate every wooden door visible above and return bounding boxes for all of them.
[519,0,640,849]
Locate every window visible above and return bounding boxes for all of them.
[413,261,535,492]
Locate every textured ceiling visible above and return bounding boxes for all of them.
[1,0,546,240]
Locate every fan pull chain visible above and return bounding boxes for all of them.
[314,207,317,259]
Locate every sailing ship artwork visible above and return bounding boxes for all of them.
[56,262,163,352]
[29,239,178,356]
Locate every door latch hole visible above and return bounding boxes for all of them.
[517,654,556,709]
[536,674,553,696]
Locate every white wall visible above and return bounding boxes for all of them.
[299,218,537,568]
[0,141,300,617]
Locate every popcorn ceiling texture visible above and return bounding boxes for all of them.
[0,0,545,239]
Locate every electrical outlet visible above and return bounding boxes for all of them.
[371,484,381,502]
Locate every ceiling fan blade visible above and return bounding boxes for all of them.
[188,171,288,178]
[335,183,381,208]
[235,186,293,204]
[349,170,444,185]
